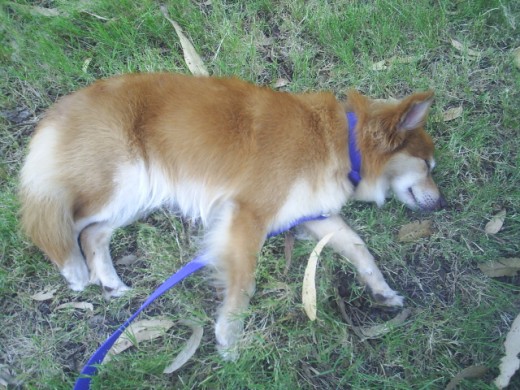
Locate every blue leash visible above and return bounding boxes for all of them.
[73,215,328,389]
[74,113,361,389]
[74,258,206,389]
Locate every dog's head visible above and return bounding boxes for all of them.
[348,90,446,211]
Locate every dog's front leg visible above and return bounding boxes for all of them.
[301,215,404,307]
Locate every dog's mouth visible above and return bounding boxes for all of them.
[407,187,420,209]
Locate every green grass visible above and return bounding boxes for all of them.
[1,0,519,388]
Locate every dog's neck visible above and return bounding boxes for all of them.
[347,112,362,187]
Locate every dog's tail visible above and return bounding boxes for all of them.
[19,127,76,267]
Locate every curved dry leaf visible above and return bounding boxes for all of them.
[274,78,290,88]
[163,319,203,373]
[495,312,520,388]
[398,220,433,243]
[116,254,139,266]
[302,231,336,321]
[372,59,388,71]
[478,258,520,278]
[82,58,92,73]
[160,6,208,76]
[372,56,421,71]
[8,2,63,17]
[31,287,58,301]
[485,209,506,234]
[357,308,411,341]
[443,106,463,122]
[107,318,174,360]
[513,47,520,70]
[55,301,94,311]
[451,38,480,57]
[445,365,488,390]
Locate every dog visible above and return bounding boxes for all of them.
[19,73,445,359]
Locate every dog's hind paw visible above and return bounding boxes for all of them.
[373,290,404,307]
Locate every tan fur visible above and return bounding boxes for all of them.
[19,73,444,358]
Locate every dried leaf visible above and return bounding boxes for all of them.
[55,301,94,311]
[450,38,480,57]
[163,319,203,373]
[160,6,208,76]
[485,209,506,234]
[445,365,489,390]
[398,220,433,242]
[372,55,421,70]
[106,318,175,360]
[0,364,21,387]
[273,78,290,88]
[443,106,463,122]
[392,55,421,64]
[513,47,520,70]
[372,59,388,71]
[302,231,335,321]
[495,312,520,388]
[357,308,411,341]
[82,58,92,73]
[478,258,520,278]
[31,287,58,301]
[116,254,139,266]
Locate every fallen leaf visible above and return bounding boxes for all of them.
[372,59,388,71]
[357,308,411,341]
[302,231,336,321]
[451,38,480,57]
[82,58,92,73]
[0,364,22,387]
[273,78,290,88]
[372,55,422,70]
[106,318,175,360]
[116,254,139,266]
[495,312,520,388]
[8,2,63,17]
[80,10,112,21]
[31,287,58,301]
[160,6,209,76]
[443,106,463,122]
[513,47,520,70]
[478,258,520,278]
[445,365,489,390]
[398,220,433,242]
[55,301,94,311]
[485,209,506,234]
[163,319,203,373]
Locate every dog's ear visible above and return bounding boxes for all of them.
[397,91,434,132]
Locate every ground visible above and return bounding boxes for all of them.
[0,0,519,389]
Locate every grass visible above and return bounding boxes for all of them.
[1,0,519,388]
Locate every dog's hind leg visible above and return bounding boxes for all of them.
[208,205,267,361]
[79,222,130,299]
[60,245,91,291]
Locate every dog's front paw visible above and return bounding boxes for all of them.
[373,290,404,307]
[102,282,131,300]
[215,316,243,361]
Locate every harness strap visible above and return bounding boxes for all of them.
[347,112,362,186]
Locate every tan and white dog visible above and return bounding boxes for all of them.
[20,73,445,358]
